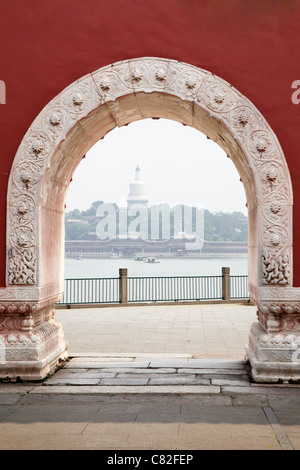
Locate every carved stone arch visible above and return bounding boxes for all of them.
[3,58,297,381]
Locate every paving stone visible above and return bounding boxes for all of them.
[186,359,246,369]
[99,378,149,386]
[179,413,268,428]
[50,368,116,379]
[148,376,210,385]
[0,404,21,422]
[177,368,248,375]
[65,361,151,369]
[222,385,271,395]
[29,385,221,394]
[177,429,281,450]
[115,372,177,379]
[124,433,183,450]
[271,408,300,427]
[231,394,269,407]
[211,378,250,386]
[0,384,36,394]
[99,367,177,374]
[0,433,128,450]
[0,394,22,405]
[21,393,112,404]
[69,356,135,362]
[250,384,300,394]
[45,378,101,385]
[149,361,189,368]
[268,395,300,408]
[200,374,250,383]
[179,395,233,406]
[284,436,300,450]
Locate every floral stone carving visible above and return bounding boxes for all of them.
[7,58,293,289]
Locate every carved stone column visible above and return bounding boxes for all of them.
[0,298,68,380]
[246,287,300,382]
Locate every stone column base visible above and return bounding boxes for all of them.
[246,322,300,383]
[0,346,68,381]
[0,302,68,381]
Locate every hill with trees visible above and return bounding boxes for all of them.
[65,201,248,242]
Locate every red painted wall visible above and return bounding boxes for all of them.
[1,0,300,286]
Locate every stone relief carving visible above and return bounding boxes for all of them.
[250,321,300,351]
[6,58,293,289]
[202,79,237,113]
[0,301,61,348]
[262,248,290,285]
[8,247,36,285]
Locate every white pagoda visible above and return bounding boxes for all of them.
[127,166,149,208]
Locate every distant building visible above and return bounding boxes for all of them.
[127,166,149,208]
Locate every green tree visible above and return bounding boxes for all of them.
[65,222,91,240]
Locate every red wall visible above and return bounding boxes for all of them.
[1,0,300,286]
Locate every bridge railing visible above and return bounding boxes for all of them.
[57,267,249,306]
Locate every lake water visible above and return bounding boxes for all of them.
[64,256,248,279]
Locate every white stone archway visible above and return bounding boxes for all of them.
[2,58,297,381]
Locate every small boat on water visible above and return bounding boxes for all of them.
[144,257,160,263]
[134,255,146,261]
[76,256,82,260]
[110,253,120,259]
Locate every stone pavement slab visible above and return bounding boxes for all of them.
[29,385,223,395]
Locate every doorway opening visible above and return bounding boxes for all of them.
[59,117,252,358]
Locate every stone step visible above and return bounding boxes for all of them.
[44,356,250,387]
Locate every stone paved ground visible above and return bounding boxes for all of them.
[1,303,300,451]
[0,390,288,450]
[0,355,300,450]
[55,302,256,358]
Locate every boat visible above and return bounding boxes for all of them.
[110,253,120,259]
[144,257,160,263]
[134,255,146,261]
[76,256,82,260]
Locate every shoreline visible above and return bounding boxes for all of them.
[65,253,248,260]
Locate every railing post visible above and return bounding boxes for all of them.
[222,267,230,301]
[119,268,128,304]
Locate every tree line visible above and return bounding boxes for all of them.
[65,201,248,242]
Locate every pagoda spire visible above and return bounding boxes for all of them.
[135,165,141,180]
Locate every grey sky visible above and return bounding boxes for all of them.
[66,119,247,215]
